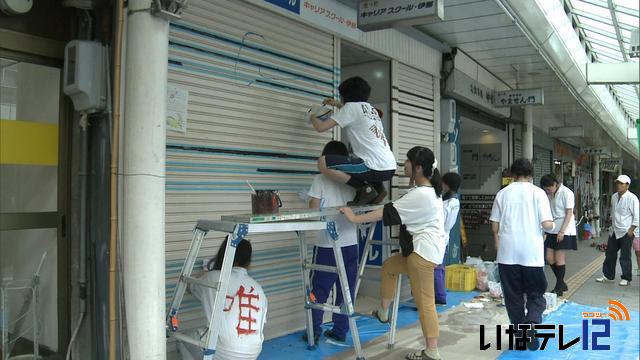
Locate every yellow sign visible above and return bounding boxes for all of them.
[0,119,58,166]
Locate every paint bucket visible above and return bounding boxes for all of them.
[251,190,282,215]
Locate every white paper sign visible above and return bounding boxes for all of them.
[358,0,444,31]
[494,88,544,107]
[167,86,188,133]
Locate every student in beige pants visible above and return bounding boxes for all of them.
[341,146,446,360]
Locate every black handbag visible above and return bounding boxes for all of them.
[399,225,413,257]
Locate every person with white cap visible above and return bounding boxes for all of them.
[596,174,639,286]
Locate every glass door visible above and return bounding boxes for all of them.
[0,57,64,357]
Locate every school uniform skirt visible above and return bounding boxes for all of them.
[545,233,578,250]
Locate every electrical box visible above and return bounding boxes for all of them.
[63,40,106,113]
[441,98,456,134]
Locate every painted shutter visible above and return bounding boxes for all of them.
[389,61,437,300]
[533,146,552,187]
[165,0,336,354]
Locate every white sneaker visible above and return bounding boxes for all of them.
[596,276,614,283]
[619,279,630,286]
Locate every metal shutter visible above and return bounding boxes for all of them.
[389,61,437,300]
[165,0,336,352]
[533,146,552,187]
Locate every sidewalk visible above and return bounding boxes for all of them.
[330,233,640,359]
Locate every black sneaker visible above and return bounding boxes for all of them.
[324,329,346,343]
[551,288,564,297]
[371,183,388,204]
[301,331,320,343]
[347,185,378,206]
[562,283,568,291]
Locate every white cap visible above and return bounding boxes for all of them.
[615,174,631,184]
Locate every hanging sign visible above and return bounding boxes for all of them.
[582,146,611,157]
[494,88,544,107]
[600,158,622,172]
[357,0,444,31]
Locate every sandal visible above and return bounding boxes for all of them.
[405,349,439,360]
[372,308,389,324]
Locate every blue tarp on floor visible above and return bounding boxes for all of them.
[498,301,640,359]
[259,291,480,360]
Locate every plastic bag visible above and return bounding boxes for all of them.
[476,262,489,291]
[489,281,503,298]
[484,261,500,283]
[465,256,482,266]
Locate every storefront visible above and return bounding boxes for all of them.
[442,50,512,261]
[163,0,443,355]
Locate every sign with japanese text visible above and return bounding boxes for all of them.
[600,158,622,172]
[582,146,611,157]
[263,0,300,14]
[494,88,544,107]
[444,69,510,118]
[255,0,359,40]
[357,0,443,31]
[301,0,359,40]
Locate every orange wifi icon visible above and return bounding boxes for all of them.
[608,300,630,321]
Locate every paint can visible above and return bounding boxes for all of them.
[251,190,282,215]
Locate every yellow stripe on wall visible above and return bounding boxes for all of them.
[0,119,58,166]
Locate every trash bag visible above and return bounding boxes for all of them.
[484,261,500,283]
[489,281,503,298]
[476,262,489,291]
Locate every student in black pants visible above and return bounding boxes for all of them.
[490,159,555,351]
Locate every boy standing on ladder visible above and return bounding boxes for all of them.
[303,141,360,343]
[307,76,396,205]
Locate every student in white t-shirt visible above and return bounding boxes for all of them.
[489,159,554,351]
[341,146,445,360]
[539,174,577,297]
[179,238,267,360]
[304,141,359,344]
[307,77,396,205]
[434,172,461,305]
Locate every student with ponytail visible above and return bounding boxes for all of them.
[340,146,446,360]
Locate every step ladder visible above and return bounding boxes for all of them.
[353,224,413,350]
[166,206,380,360]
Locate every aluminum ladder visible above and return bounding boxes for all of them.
[166,206,380,359]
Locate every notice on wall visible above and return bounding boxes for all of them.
[460,143,501,190]
[167,86,188,133]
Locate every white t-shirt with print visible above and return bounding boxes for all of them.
[330,102,397,171]
[391,186,446,265]
[186,267,268,360]
[548,184,577,236]
[489,182,553,267]
[308,174,358,248]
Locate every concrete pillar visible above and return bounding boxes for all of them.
[593,156,600,238]
[523,105,533,161]
[122,0,168,358]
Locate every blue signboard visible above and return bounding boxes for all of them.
[358,222,383,267]
[263,0,300,14]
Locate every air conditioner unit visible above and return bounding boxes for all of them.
[440,98,456,134]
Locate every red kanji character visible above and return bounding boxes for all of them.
[234,285,261,335]
[223,295,235,312]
